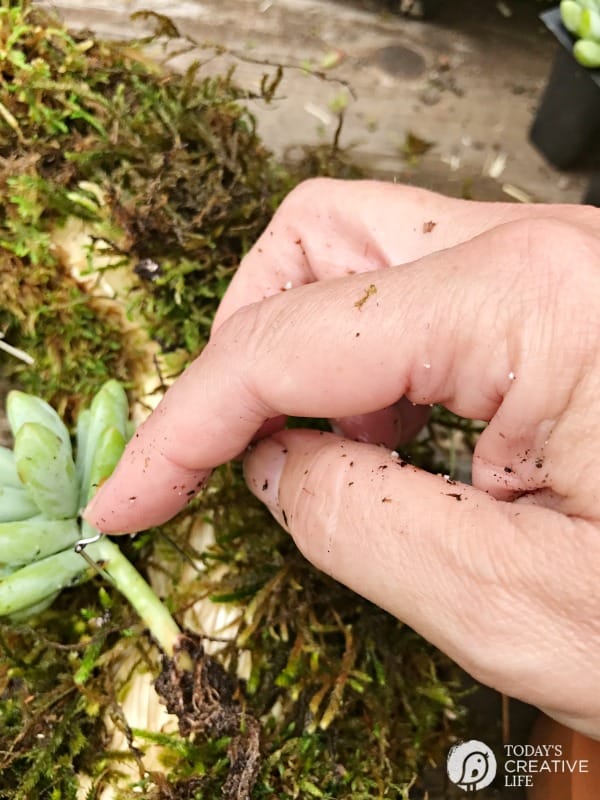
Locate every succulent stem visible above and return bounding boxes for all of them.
[85,527,184,660]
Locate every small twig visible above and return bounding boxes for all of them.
[214,47,356,99]
[0,333,35,365]
[146,23,357,100]
[332,108,345,154]
[0,100,25,143]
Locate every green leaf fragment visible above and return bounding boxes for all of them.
[73,634,106,685]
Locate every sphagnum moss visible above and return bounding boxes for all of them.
[0,2,473,798]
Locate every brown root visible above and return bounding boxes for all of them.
[155,633,261,800]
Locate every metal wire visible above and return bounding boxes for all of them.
[74,531,114,584]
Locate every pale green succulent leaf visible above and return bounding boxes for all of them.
[0,549,90,617]
[575,0,600,12]
[0,515,81,568]
[80,380,129,505]
[579,7,600,40]
[87,426,126,503]
[0,485,39,521]
[8,591,60,622]
[7,390,73,448]
[75,407,91,485]
[574,37,600,65]
[561,0,583,34]
[14,422,79,519]
[0,445,21,488]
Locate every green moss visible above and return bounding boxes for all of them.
[0,254,145,421]
[0,0,291,416]
[0,592,137,800]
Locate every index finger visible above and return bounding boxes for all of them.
[84,216,593,533]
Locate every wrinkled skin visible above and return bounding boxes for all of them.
[85,179,600,739]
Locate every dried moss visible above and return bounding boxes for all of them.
[0,2,473,798]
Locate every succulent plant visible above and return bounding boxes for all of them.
[561,0,600,66]
[0,381,181,653]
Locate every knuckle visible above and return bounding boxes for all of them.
[207,301,264,389]
[489,217,600,328]
[210,299,259,351]
[502,216,598,284]
[493,217,548,268]
[278,177,339,217]
[211,295,297,413]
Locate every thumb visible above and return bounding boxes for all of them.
[243,429,600,726]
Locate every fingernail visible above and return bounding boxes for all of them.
[243,437,288,525]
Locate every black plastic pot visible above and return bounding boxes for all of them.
[529,9,600,169]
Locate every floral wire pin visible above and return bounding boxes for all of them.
[74,530,114,584]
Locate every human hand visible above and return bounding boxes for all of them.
[85,179,600,738]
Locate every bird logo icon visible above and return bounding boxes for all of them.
[456,750,490,791]
[447,740,497,792]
